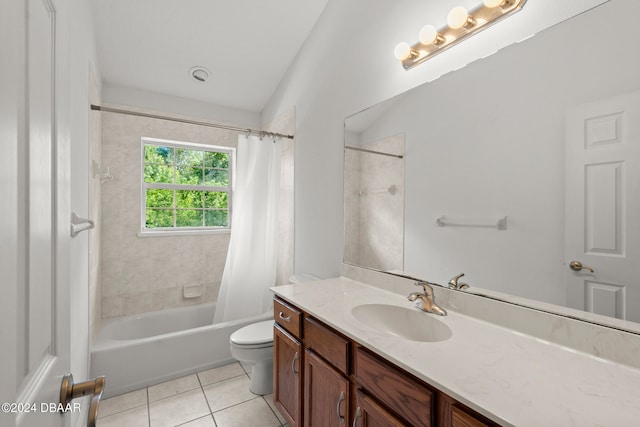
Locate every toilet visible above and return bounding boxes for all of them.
[229,274,318,395]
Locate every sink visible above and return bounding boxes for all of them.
[351,304,452,342]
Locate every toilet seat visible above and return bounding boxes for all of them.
[230,320,274,347]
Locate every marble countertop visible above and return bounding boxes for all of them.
[272,277,640,427]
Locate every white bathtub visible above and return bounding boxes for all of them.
[91,303,271,398]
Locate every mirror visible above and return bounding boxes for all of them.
[344,133,405,272]
[344,0,640,330]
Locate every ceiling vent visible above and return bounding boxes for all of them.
[189,66,210,83]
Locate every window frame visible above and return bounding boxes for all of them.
[138,137,235,237]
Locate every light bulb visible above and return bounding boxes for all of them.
[418,25,440,45]
[447,6,473,29]
[483,0,505,7]
[394,42,412,60]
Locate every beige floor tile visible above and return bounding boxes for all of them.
[197,362,245,386]
[148,374,201,402]
[178,414,216,426]
[97,405,149,427]
[213,398,280,427]
[149,388,210,427]
[263,394,286,425]
[203,375,257,412]
[98,388,148,418]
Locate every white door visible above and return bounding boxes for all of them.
[565,90,640,322]
[1,0,73,426]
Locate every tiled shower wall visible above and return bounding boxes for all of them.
[99,107,294,318]
[343,134,404,271]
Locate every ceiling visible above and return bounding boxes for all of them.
[89,0,329,113]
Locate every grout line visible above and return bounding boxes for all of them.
[174,414,217,427]
[199,370,216,421]
[262,395,286,426]
[146,387,151,427]
[210,395,262,415]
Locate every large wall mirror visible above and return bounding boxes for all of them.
[344,0,640,332]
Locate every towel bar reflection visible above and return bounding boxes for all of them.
[71,212,95,237]
[437,216,507,230]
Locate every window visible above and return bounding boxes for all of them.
[141,138,233,234]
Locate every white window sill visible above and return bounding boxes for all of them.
[138,228,231,238]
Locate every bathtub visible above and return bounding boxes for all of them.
[90,303,271,398]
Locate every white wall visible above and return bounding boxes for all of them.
[261,0,609,279]
[103,83,261,129]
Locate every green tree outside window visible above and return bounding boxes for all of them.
[142,141,232,230]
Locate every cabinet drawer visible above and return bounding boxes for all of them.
[274,298,302,338]
[304,317,350,375]
[355,346,434,427]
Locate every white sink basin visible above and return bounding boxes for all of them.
[351,304,452,342]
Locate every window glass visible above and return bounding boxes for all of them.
[142,140,232,232]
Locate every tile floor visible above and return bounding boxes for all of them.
[96,362,288,427]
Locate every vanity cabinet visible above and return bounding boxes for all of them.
[304,350,350,426]
[303,316,351,426]
[353,390,405,427]
[354,346,434,426]
[273,297,499,427]
[273,300,303,427]
[437,393,494,427]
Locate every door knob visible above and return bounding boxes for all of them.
[60,374,105,427]
[569,261,594,273]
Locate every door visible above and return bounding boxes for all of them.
[352,390,405,427]
[273,325,303,427]
[565,90,640,321]
[0,0,72,426]
[303,350,349,427]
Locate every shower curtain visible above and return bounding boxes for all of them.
[213,134,282,323]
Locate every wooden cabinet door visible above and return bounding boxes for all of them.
[274,325,303,427]
[304,350,350,427]
[438,392,497,427]
[352,390,405,427]
[451,406,491,427]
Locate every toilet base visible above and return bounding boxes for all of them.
[248,359,273,395]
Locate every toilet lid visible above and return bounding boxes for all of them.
[230,320,274,345]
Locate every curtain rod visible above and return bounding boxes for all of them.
[90,105,294,140]
[345,145,404,159]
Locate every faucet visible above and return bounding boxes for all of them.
[447,273,470,290]
[408,281,447,316]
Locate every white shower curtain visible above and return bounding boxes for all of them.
[213,134,282,323]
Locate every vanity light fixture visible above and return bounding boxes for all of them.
[394,0,527,70]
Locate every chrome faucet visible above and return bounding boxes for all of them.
[447,273,470,290]
[408,281,447,316]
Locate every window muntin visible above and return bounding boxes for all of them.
[142,138,233,232]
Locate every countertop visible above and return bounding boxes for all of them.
[272,277,640,427]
